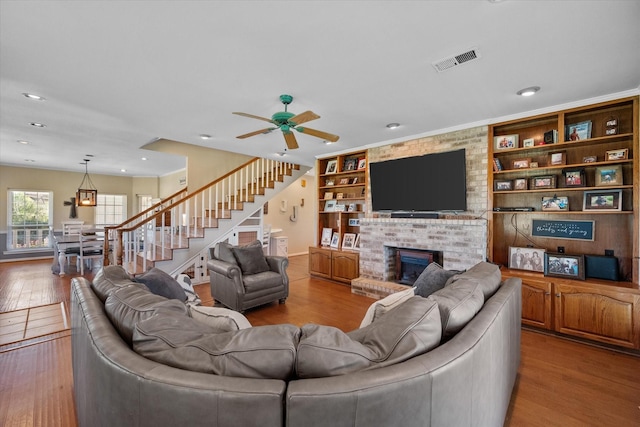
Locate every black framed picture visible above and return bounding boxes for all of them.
[544,253,585,280]
[563,168,585,187]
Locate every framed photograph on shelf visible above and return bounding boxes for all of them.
[494,134,519,150]
[325,160,337,174]
[339,178,349,185]
[325,178,335,186]
[343,158,357,171]
[582,155,597,163]
[544,253,585,280]
[563,168,585,187]
[583,189,622,212]
[335,203,346,212]
[530,162,539,168]
[549,151,566,166]
[357,158,366,170]
[330,232,340,249]
[341,233,357,250]
[605,148,629,161]
[565,121,592,141]
[323,191,334,200]
[523,138,535,148]
[604,116,619,135]
[494,180,513,191]
[508,246,545,272]
[513,178,528,190]
[336,193,344,199]
[354,234,361,249]
[350,177,359,184]
[530,175,556,189]
[321,228,333,246]
[347,203,356,212]
[595,165,622,186]
[541,196,569,211]
[348,218,360,226]
[512,158,531,169]
[324,200,337,212]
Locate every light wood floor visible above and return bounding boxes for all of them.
[0,257,639,427]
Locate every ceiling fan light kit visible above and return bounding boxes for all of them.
[233,94,339,150]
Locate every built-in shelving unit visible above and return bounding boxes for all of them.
[489,96,640,350]
[309,150,367,283]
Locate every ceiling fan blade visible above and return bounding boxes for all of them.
[233,112,276,124]
[296,126,340,142]
[288,110,320,126]
[236,127,276,139]
[283,131,299,149]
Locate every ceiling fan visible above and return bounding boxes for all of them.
[233,94,339,150]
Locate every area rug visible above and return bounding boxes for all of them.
[0,302,69,346]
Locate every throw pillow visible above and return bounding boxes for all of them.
[213,242,238,265]
[296,297,441,378]
[135,267,187,301]
[105,284,188,344]
[446,262,502,299]
[359,286,415,328]
[175,273,201,306]
[231,242,270,275]
[189,305,251,332]
[427,277,484,338]
[133,315,300,380]
[413,262,458,298]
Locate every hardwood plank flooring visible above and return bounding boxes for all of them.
[0,257,639,426]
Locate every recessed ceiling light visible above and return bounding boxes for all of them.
[120,169,127,173]
[22,93,45,101]
[199,134,212,139]
[324,140,335,145]
[276,152,286,157]
[517,86,540,97]
[18,140,30,145]
[29,122,46,127]
[386,123,400,129]
[24,159,36,162]
[141,157,147,161]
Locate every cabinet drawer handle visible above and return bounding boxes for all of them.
[556,293,561,297]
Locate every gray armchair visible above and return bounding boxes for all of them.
[207,240,289,312]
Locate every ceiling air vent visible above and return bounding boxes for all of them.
[432,48,480,72]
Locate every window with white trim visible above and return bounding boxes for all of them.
[94,194,127,226]
[7,189,53,250]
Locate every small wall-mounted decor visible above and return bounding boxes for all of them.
[604,116,619,135]
[532,219,594,241]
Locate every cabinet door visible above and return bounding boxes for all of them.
[331,251,359,283]
[554,282,640,349]
[309,247,331,278]
[521,277,553,330]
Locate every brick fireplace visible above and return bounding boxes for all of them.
[351,217,487,298]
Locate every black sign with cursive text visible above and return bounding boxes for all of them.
[531,219,594,241]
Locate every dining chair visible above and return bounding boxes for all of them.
[78,231,104,275]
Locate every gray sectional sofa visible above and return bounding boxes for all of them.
[70,263,521,427]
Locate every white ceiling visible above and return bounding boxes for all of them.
[1,1,639,177]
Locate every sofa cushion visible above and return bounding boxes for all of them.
[213,242,238,265]
[133,315,300,380]
[359,286,415,328]
[447,261,502,299]
[413,262,459,298]
[428,277,484,338]
[189,305,252,332]
[231,242,270,275]
[296,296,441,378]
[135,267,187,301]
[91,265,148,302]
[105,284,188,344]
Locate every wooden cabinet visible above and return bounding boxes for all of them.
[554,281,640,349]
[309,247,332,279]
[310,149,367,284]
[503,269,640,349]
[489,96,638,284]
[309,246,359,284]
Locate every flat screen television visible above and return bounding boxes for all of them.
[369,149,467,212]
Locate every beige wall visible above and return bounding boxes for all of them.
[0,165,139,231]
[263,174,316,255]
[144,139,252,190]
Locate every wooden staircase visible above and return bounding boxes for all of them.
[104,157,307,276]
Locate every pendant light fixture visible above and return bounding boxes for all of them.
[76,159,98,207]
